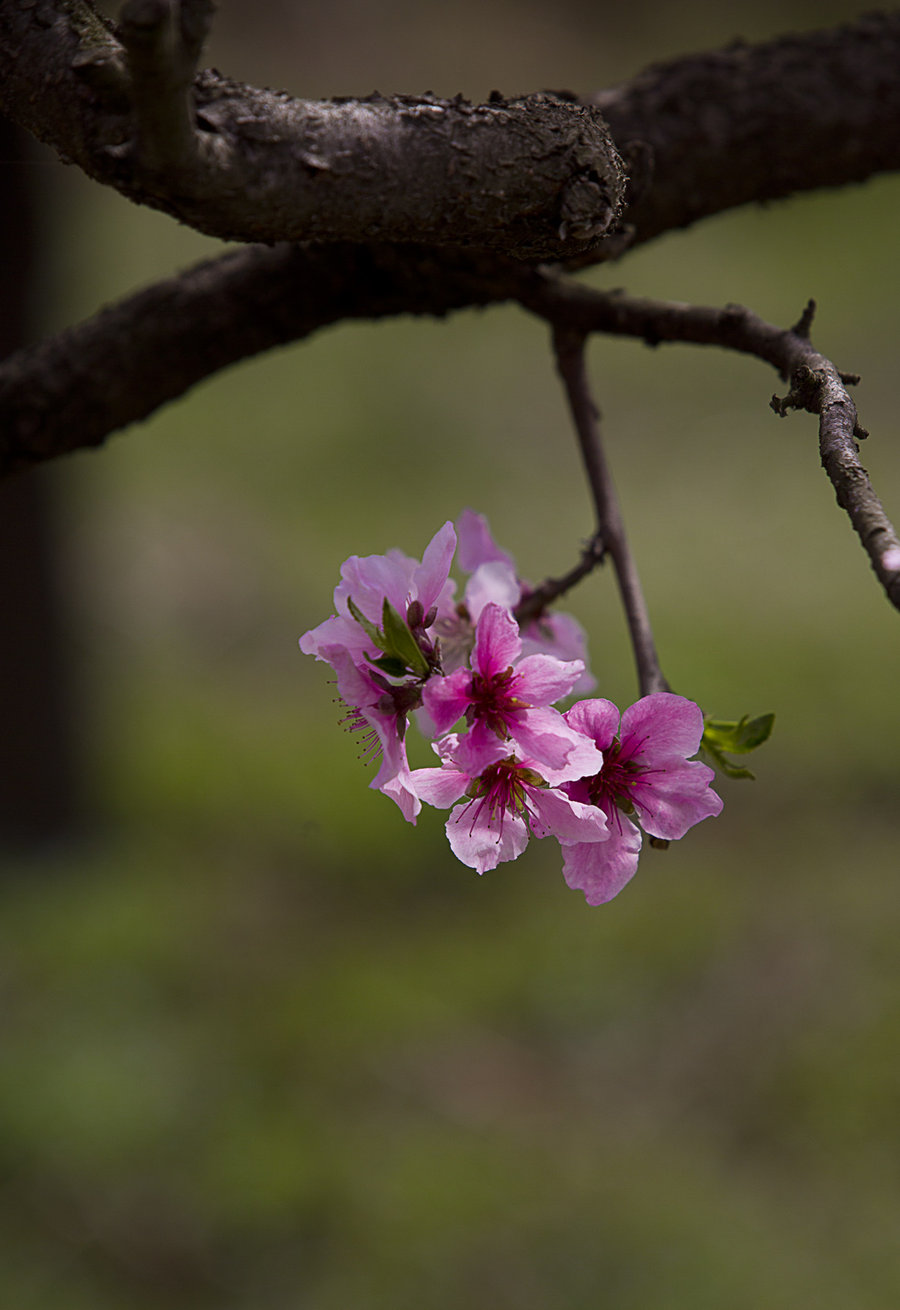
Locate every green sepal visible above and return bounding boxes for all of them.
[367,654,411,678]
[381,598,431,679]
[700,713,775,780]
[346,596,386,651]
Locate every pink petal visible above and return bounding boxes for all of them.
[620,694,705,763]
[561,822,643,905]
[445,802,529,873]
[464,560,521,622]
[512,708,604,782]
[633,760,723,840]
[447,728,511,779]
[456,509,515,574]
[376,767,421,823]
[513,653,585,706]
[299,613,369,663]
[564,699,621,751]
[409,765,470,809]
[422,668,473,733]
[520,611,596,694]
[529,788,609,843]
[414,521,457,613]
[471,604,521,679]
[337,548,418,622]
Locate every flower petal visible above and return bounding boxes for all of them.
[529,787,609,843]
[471,603,521,679]
[633,760,723,840]
[414,521,457,613]
[422,668,473,734]
[512,708,604,782]
[619,693,705,764]
[464,560,521,622]
[520,611,596,693]
[409,765,470,809]
[561,822,643,905]
[563,699,621,752]
[456,508,515,574]
[513,653,585,706]
[445,801,529,873]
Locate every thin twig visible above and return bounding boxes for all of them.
[523,277,900,615]
[553,327,669,697]
[513,532,606,626]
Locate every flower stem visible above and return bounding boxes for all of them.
[553,327,669,697]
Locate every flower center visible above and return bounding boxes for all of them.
[467,665,528,737]
[458,756,546,840]
[586,738,647,815]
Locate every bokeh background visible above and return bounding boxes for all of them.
[2,2,899,1306]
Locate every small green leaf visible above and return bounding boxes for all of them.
[700,712,774,780]
[367,654,410,678]
[381,599,431,679]
[347,596,386,651]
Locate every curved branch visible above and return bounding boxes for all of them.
[519,279,900,614]
[593,11,900,246]
[0,0,625,260]
[0,243,533,475]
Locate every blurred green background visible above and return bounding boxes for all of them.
[2,2,899,1306]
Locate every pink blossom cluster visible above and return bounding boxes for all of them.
[300,512,722,905]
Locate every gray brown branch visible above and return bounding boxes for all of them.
[519,279,900,615]
[553,329,669,697]
[0,243,530,475]
[0,0,626,259]
[592,11,900,247]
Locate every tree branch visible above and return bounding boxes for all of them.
[553,330,669,697]
[513,533,606,627]
[520,280,900,614]
[593,11,900,247]
[0,0,626,260]
[0,243,532,475]
[118,0,214,175]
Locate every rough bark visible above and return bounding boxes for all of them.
[2,11,899,476]
[0,0,626,259]
[593,11,900,246]
[0,243,531,472]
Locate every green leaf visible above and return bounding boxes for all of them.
[367,654,411,678]
[700,712,774,781]
[381,599,431,679]
[346,596,386,652]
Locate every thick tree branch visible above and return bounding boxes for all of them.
[0,0,626,260]
[0,243,531,474]
[593,11,900,246]
[3,6,900,261]
[520,280,900,614]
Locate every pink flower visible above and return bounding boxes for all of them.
[435,510,595,690]
[412,735,609,874]
[423,603,604,778]
[326,649,423,823]
[559,694,724,905]
[299,523,460,820]
[300,521,457,670]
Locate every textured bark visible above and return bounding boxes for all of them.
[0,0,626,259]
[594,12,900,245]
[0,243,533,474]
[1,9,900,478]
